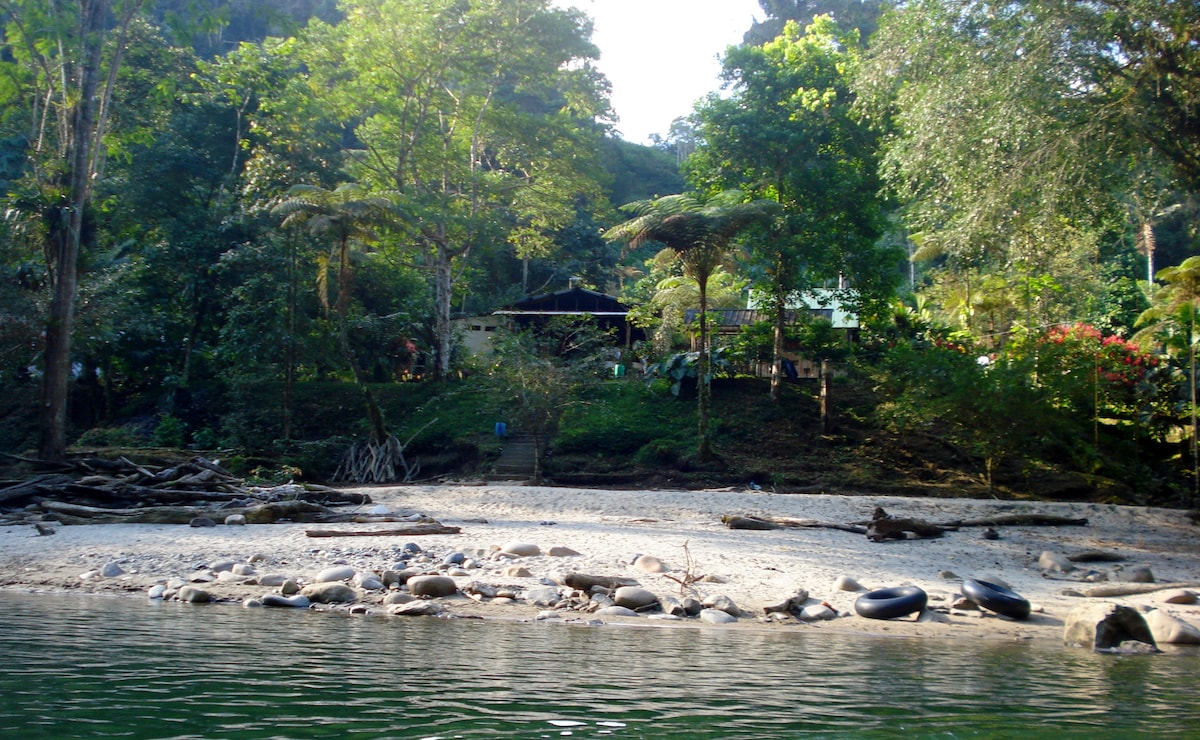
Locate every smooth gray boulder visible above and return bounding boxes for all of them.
[702,594,742,617]
[633,554,668,573]
[389,601,444,616]
[1144,609,1200,645]
[1063,602,1158,651]
[835,575,864,592]
[1158,589,1198,605]
[300,582,358,604]
[1122,565,1155,583]
[500,541,540,557]
[613,586,659,611]
[594,605,640,617]
[1039,551,1075,573]
[800,603,837,621]
[314,566,356,583]
[524,586,561,607]
[177,586,212,604]
[262,594,311,608]
[699,608,737,624]
[407,575,458,598]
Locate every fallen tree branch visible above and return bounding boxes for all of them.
[2,455,370,512]
[936,514,1089,528]
[723,509,1088,541]
[1081,582,1200,598]
[662,540,704,595]
[561,572,639,592]
[0,474,75,505]
[40,500,207,524]
[305,523,461,537]
[40,498,342,525]
[781,484,825,494]
[722,514,867,534]
[330,418,438,485]
[866,516,944,541]
[1068,550,1124,562]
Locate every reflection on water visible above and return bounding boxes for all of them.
[1,591,1199,738]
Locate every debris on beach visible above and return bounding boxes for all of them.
[0,455,371,525]
[721,506,1089,542]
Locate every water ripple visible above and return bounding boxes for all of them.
[3,592,1200,738]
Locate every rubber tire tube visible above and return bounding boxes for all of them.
[962,578,1031,620]
[854,586,928,620]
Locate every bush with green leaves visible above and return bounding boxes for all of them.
[647,347,734,397]
[1007,323,1165,423]
[724,319,777,371]
[795,318,853,363]
[481,316,612,480]
[75,424,151,449]
[872,339,1058,488]
[554,381,675,456]
[152,413,187,448]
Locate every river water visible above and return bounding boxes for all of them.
[2,591,1198,738]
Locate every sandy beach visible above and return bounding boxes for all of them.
[2,484,1198,644]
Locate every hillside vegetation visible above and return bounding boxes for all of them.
[1,370,1179,507]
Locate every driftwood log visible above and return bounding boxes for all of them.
[724,507,1090,542]
[723,511,943,540]
[0,474,74,505]
[562,572,639,592]
[1082,582,1200,598]
[722,514,867,535]
[305,523,461,537]
[935,514,1088,528]
[1068,550,1125,563]
[40,499,350,525]
[866,516,944,541]
[1,455,371,525]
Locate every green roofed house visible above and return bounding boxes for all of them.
[685,288,858,379]
[456,285,645,358]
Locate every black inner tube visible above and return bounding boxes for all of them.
[962,578,1031,620]
[854,586,928,620]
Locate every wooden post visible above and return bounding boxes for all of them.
[820,359,831,434]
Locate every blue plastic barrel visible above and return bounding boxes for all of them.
[495,422,507,438]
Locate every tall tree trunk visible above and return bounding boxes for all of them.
[332,233,385,443]
[40,225,81,461]
[283,233,298,440]
[1143,221,1156,295]
[770,290,786,402]
[820,359,831,435]
[698,277,712,462]
[38,0,107,462]
[337,315,387,444]
[434,245,453,381]
[1191,313,1198,507]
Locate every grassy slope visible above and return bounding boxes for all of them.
[0,373,1170,503]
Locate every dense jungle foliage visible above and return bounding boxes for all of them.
[1,1,1198,506]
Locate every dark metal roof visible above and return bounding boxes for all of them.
[683,308,833,326]
[500,287,631,315]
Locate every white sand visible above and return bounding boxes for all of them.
[3,484,1198,641]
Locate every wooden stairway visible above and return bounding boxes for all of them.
[491,431,538,480]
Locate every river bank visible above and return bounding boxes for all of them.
[2,484,1198,644]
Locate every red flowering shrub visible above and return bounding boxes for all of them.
[1022,323,1159,416]
[1041,323,1156,386]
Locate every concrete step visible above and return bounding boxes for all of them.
[492,432,538,478]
